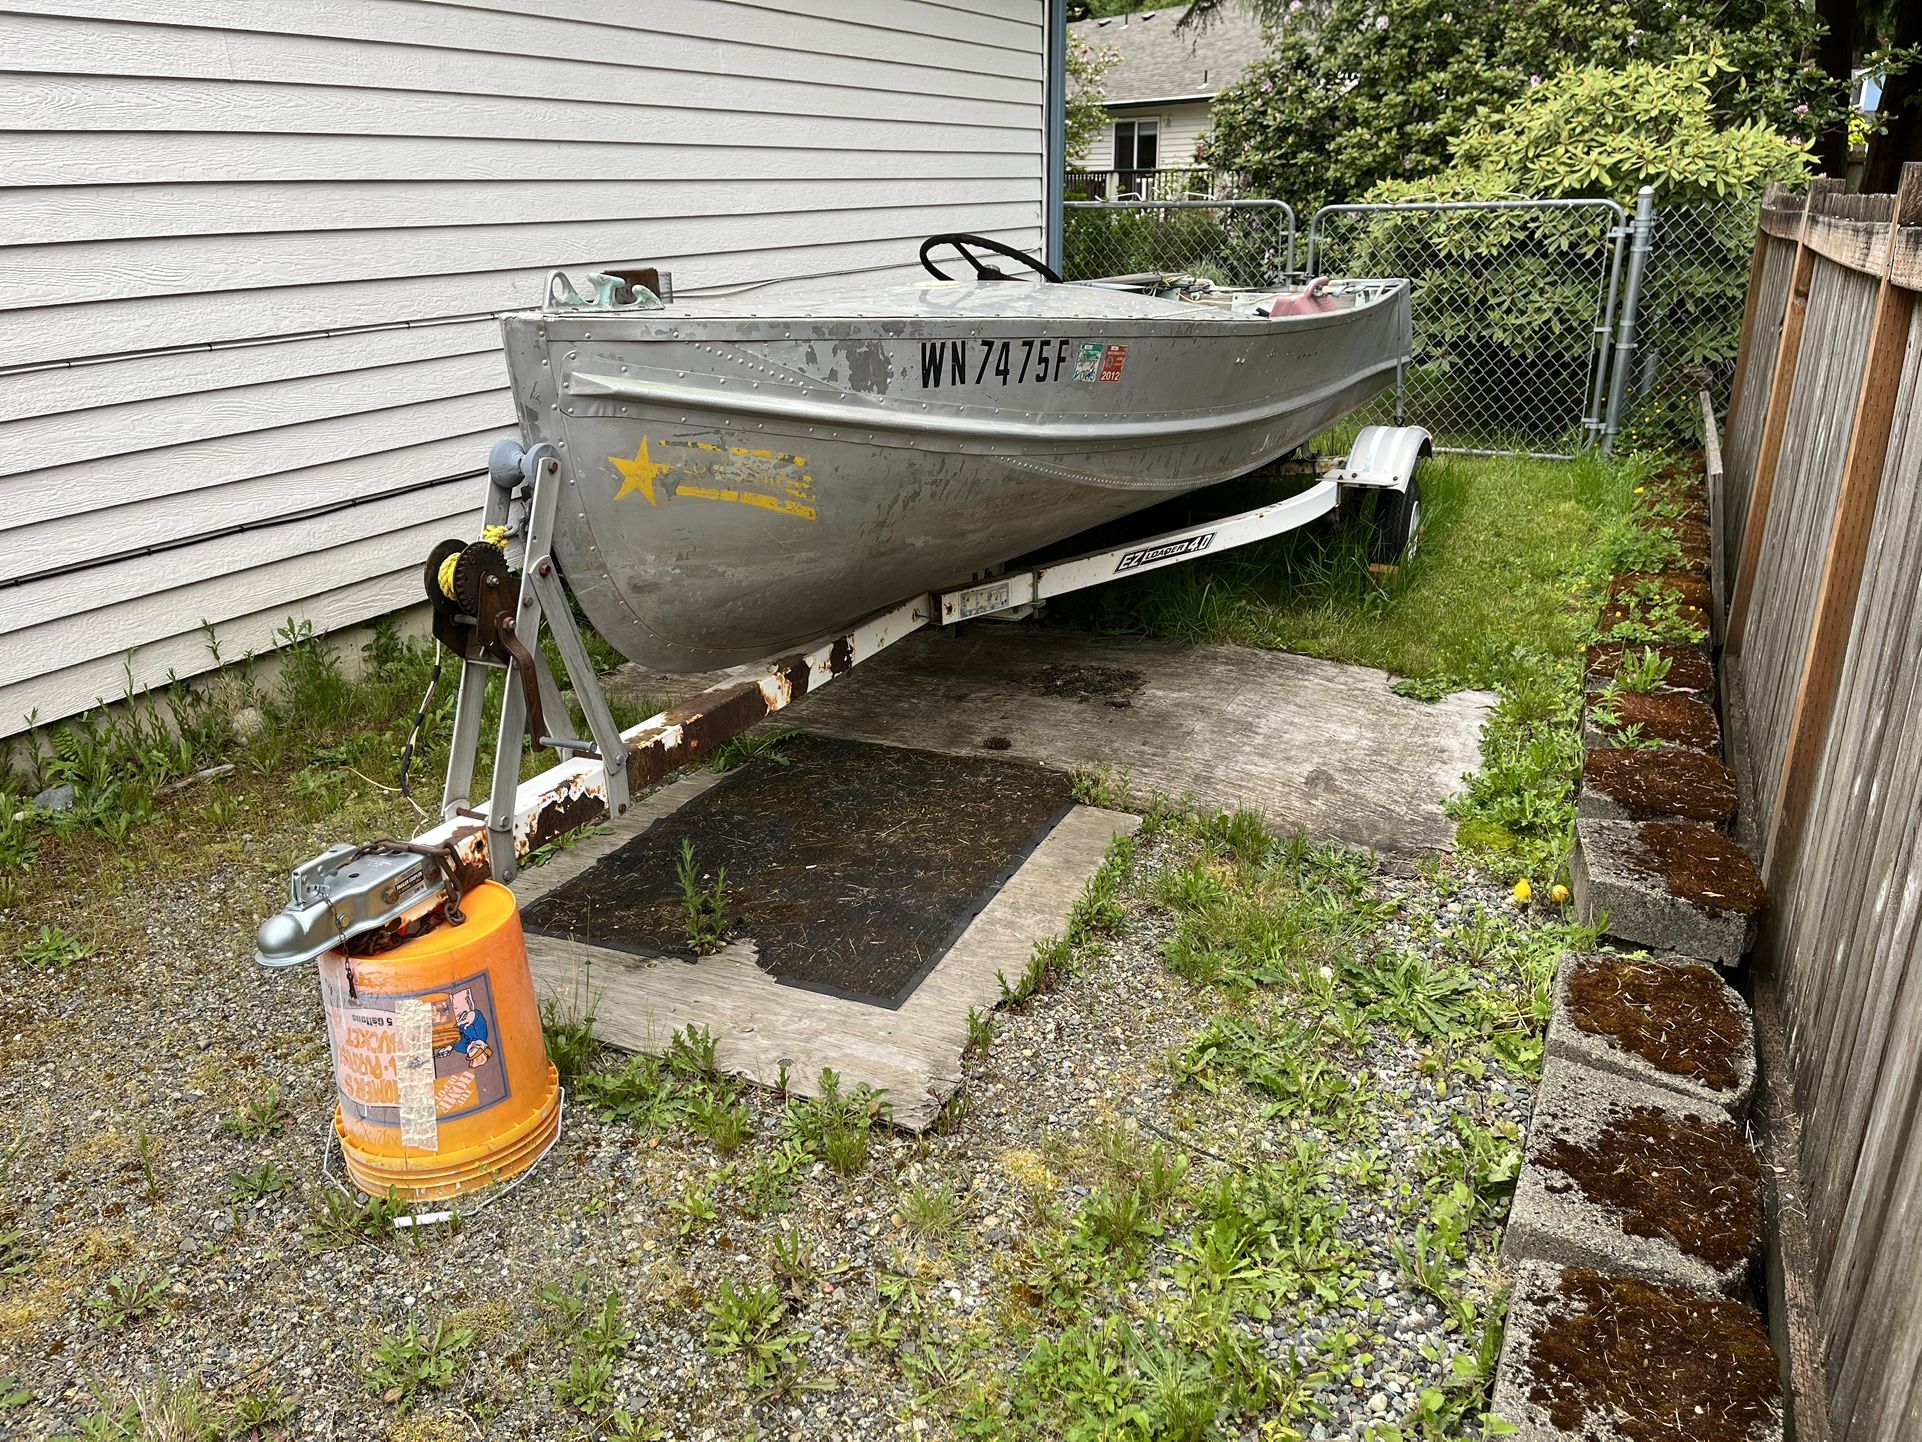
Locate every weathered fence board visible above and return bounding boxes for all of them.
[1719,165,1922,1442]
[1731,261,1878,809]
[1724,231,1800,581]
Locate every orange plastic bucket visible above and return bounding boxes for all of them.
[317,882,560,1200]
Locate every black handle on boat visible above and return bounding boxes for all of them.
[919,233,1063,285]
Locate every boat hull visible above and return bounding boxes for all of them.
[499,277,1411,671]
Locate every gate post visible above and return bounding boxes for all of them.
[1601,187,1657,455]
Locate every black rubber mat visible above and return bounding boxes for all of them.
[520,733,1074,1008]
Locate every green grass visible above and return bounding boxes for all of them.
[1048,449,1651,882]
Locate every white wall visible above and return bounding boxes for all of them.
[1079,100,1212,171]
[0,0,1046,736]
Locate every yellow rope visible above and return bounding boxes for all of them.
[436,526,509,601]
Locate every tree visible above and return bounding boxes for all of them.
[1066,32,1119,165]
[1190,0,1837,208]
[1860,1,1922,192]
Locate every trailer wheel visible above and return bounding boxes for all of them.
[1367,473,1422,572]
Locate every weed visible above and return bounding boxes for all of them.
[88,1266,171,1329]
[133,1130,164,1202]
[676,839,729,954]
[899,1183,962,1239]
[821,1124,868,1176]
[535,1273,591,1335]
[0,1228,34,1281]
[1080,1184,1158,1253]
[690,1094,751,1155]
[221,1084,294,1141]
[555,1354,616,1417]
[606,1410,665,1439]
[0,1377,27,1409]
[228,1160,294,1201]
[703,1279,801,1386]
[785,1069,885,1177]
[364,1318,477,1409]
[17,924,93,969]
[1070,762,1135,809]
[303,1186,407,1250]
[669,1187,718,1237]
[769,1230,817,1292]
[709,724,799,772]
[226,1385,295,1436]
[965,1006,996,1056]
[1612,644,1674,693]
[540,997,599,1087]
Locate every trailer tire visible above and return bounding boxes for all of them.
[1367,472,1422,571]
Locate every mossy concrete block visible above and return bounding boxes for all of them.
[1546,952,1754,1119]
[1571,818,1761,967]
[1580,691,1722,756]
[1576,750,1737,830]
[1489,1260,1783,1442]
[1506,1058,1761,1297]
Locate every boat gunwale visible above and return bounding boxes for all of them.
[503,278,1413,344]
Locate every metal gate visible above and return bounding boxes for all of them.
[1063,199,1297,289]
[1306,198,1635,457]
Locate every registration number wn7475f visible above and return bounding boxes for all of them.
[917,339,1128,388]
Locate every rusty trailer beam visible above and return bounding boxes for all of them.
[416,594,932,888]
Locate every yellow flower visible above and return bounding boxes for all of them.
[1512,878,1534,904]
[1551,883,1571,905]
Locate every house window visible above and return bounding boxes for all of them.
[1113,118,1159,172]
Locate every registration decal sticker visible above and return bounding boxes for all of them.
[1072,342,1105,382]
[1097,344,1129,382]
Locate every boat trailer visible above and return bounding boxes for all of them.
[255,421,1429,969]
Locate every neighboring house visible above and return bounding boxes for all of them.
[1069,7,1263,198]
[0,0,1053,738]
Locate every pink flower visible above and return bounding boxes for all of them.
[1528,74,1542,87]
[1793,103,1810,116]
[1375,13,1390,28]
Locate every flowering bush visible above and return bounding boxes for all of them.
[1196,0,1834,209]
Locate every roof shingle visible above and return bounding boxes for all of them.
[1070,8,1266,106]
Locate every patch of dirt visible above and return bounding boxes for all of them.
[1585,691,1722,753]
[1609,572,1714,613]
[1527,1267,1779,1442]
[981,736,1012,751]
[1539,1105,1761,1271]
[1636,821,1767,916]
[1027,663,1144,705]
[1585,642,1716,694]
[1633,515,1712,552]
[1585,749,1736,825]
[1566,956,1746,1091]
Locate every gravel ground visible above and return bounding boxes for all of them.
[0,794,1574,1442]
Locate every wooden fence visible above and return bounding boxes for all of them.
[1719,166,1922,1441]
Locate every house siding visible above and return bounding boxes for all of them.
[0,0,1046,735]
[1080,99,1213,171]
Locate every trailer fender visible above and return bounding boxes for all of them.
[1330,425,1432,493]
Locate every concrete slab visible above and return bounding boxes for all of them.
[1572,818,1761,966]
[1545,952,1755,1118]
[611,626,1495,856]
[512,770,1139,1131]
[1489,1260,1783,1442]
[1506,1058,1762,1297]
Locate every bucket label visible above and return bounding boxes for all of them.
[323,969,512,1135]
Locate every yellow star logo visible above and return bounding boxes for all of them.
[611,437,670,504]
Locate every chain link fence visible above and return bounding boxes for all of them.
[1063,200,1295,289]
[1060,189,1760,457]
[1307,199,1625,457]
[1611,197,1762,453]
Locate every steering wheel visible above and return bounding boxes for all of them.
[919,233,1063,284]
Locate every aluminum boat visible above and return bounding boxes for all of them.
[496,236,1412,671]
